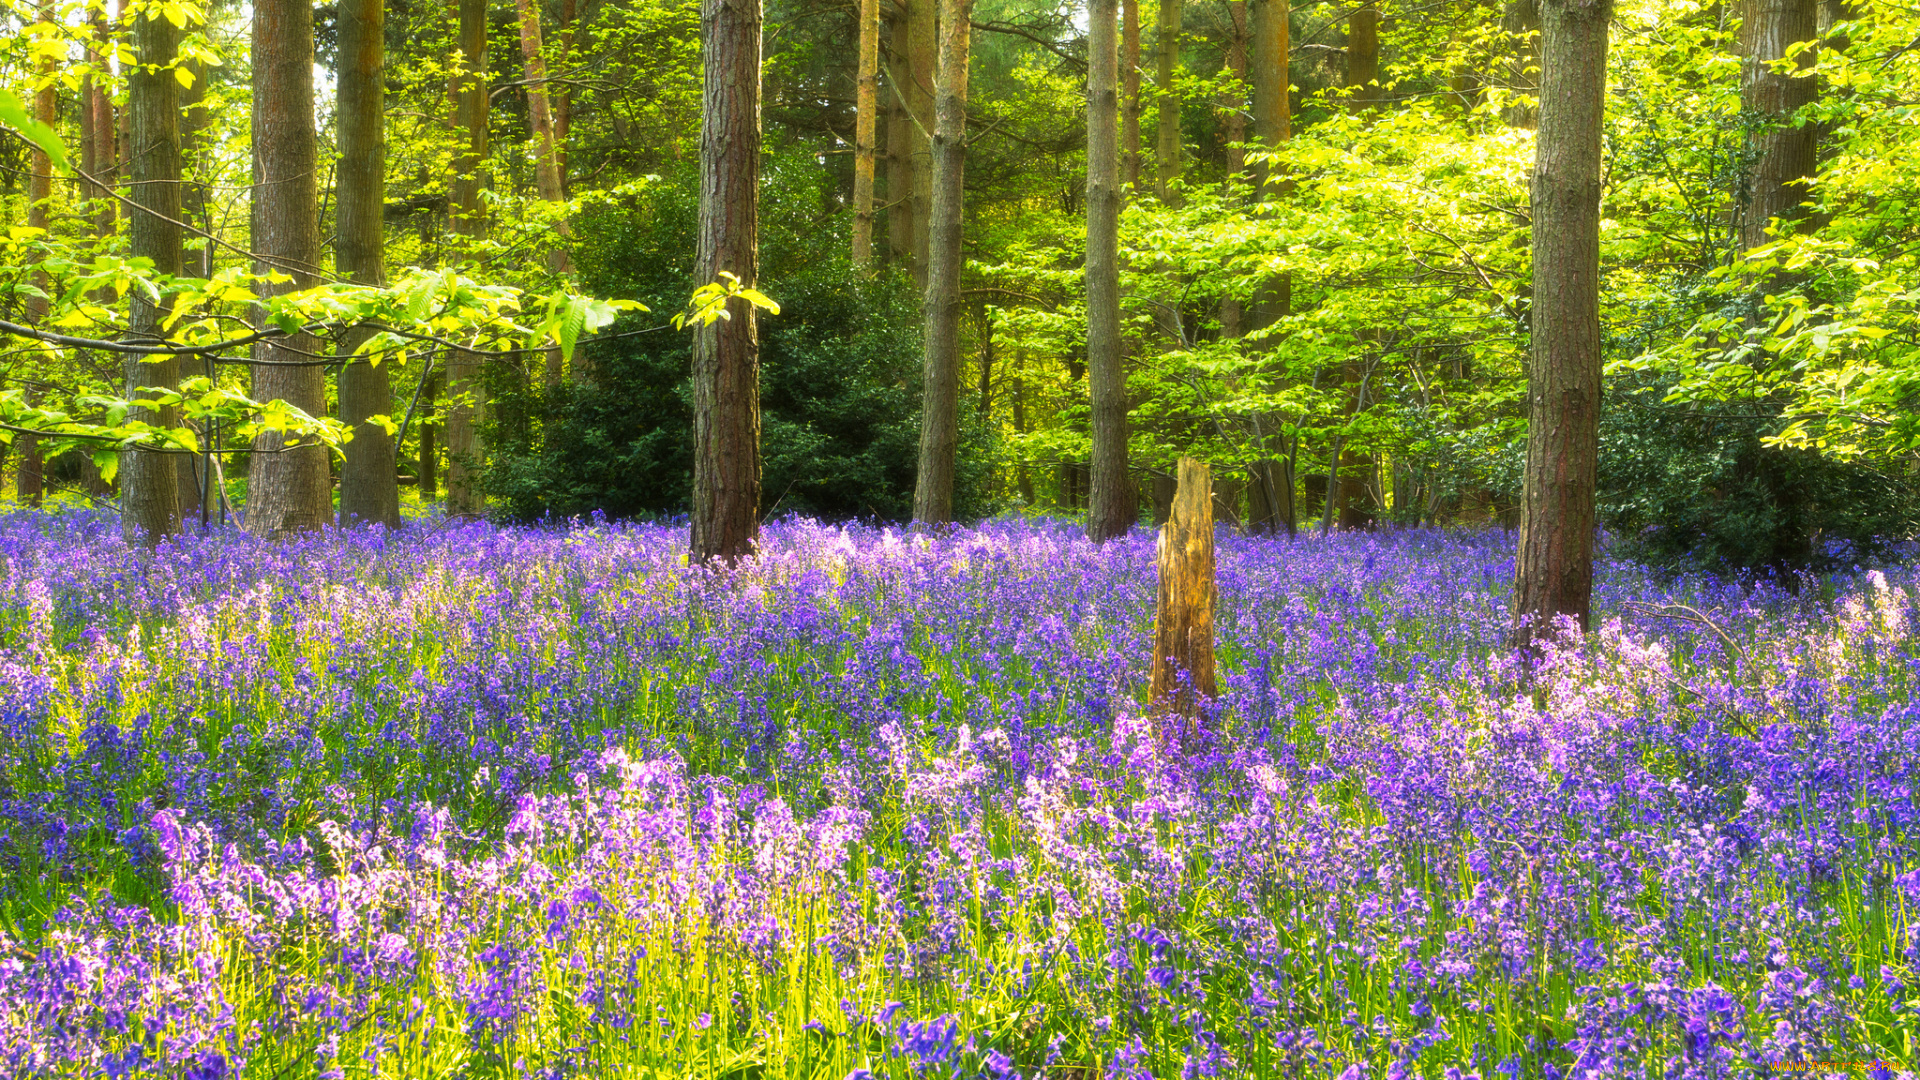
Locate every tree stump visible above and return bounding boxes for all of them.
[1150,457,1217,733]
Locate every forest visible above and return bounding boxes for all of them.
[5,0,1920,1076]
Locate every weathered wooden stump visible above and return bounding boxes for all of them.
[1150,457,1217,737]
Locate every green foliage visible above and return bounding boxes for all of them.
[481,162,998,524]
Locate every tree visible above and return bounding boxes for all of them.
[1513,0,1612,647]
[1244,0,1293,536]
[16,0,57,508]
[911,0,974,523]
[853,0,880,267]
[1155,0,1183,201]
[336,0,401,529]
[691,0,765,562]
[247,0,332,538]
[1087,0,1130,542]
[1123,0,1142,193]
[446,0,489,518]
[1740,0,1819,254]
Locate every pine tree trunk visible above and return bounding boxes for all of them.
[87,8,117,239]
[1087,0,1131,542]
[1155,0,1183,201]
[886,8,915,264]
[122,6,185,543]
[853,0,880,267]
[1244,0,1292,536]
[1513,0,1610,648]
[518,0,573,387]
[1348,1,1379,108]
[446,0,490,518]
[1502,0,1541,129]
[1123,0,1142,193]
[247,0,331,538]
[1740,0,1818,252]
[337,0,401,529]
[1222,1,1247,180]
[911,0,974,524]
[691,0,764,563]
[19,0,55,508]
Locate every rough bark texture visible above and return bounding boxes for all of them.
[853,0,880,267]
[691,0,764,563]
[18,1,55,506]
[911,0,973,524]
[1123,0,1142,193]
[1155,0,1183,201]
[445,0,490,518]
[1150,457,1217,726]
[1740,0,1819,252]
[88,7,117,239]
[1222,2,1248,180]
[1502,0,1542,129]
[121,7,185,543]
[1348,1,1379,108]
[1245,0,1293,535]
[1514,0,1611,648]
[247,0,331,538]
[337,0,401,529]
[886,9,915,264]
[1087,0,1131,543]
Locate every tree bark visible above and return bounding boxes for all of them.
[911,0,974,523]
[886,6,915,265]
[853,0,881,267]
[1155,0,1183,201]
[121,5,186,543]
[518,0,573,387]
[691,0,764,563]
[336,0,401,529]
[1740,0,1819,253]
[1222,2,1248,181]
[420,371,439,497]
[1348,1,1379,109]
[1150,457,1217,728]
[87,7,117,239]
[18,0,55,507]
[1123,0,1142,194]
[446,0,490,518]
[247,0,331,538]
[1513,0,1611,648]
[1244,0,1293,536]
[1087,0,1131,542]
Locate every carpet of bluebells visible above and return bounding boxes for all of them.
[1,511,1917,1079]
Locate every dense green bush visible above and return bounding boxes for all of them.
[1597,378,1920,577]
[482,157,998,524]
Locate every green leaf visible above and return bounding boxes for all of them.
[0,89,69,171]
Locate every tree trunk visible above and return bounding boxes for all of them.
[247,0,331,538]
[446,0,490,518]
[1123,0,1142,194]
[1245,0,1293,536]
[1740,0,1819,252]
[19,0,55,508]
[908,0,937,286]
[886,7,915,265]
[912,0,974,524]
[556,0,576,180]
[1150,457,1217,729]
[337,0,401,529]
[87,7,117,239]
[853,0,880,267]
[1154,0,1183,201]
[1502,0,1541,129]
[691,0,764,563]
[420,372,439,498]
[1348,1,1379,109]
[1222,2,1248,180]
[121,5,186,544]
[1087,0,1131,542]
[1513,0,1610,648]
[518,0,573,387]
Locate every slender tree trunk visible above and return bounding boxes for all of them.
[1348,1,1379,108]
[1740,0,1818,252]
[18,0,55,507]
[556,0,576,181]
[1514,0,1610,648]
[912,0,974,523]
[88,7,117,239]
[337,0,401,529]
[1155,0,1183,201]
[175,53,210,519]
[1123,0,1142,194]
[1217,1,1249,338]
[420,372,439,497]
[1087,0,1130,542]
[1502,0,1541,129]
[886,7,915,264]
[908,0,937,286]
[121,5,185,543]
[691,0,764,563]
[518,0,573,387]
[853,0,880,267]
[1244,0,1293,536]
[247,0,331,537]
[446,0,490,518]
